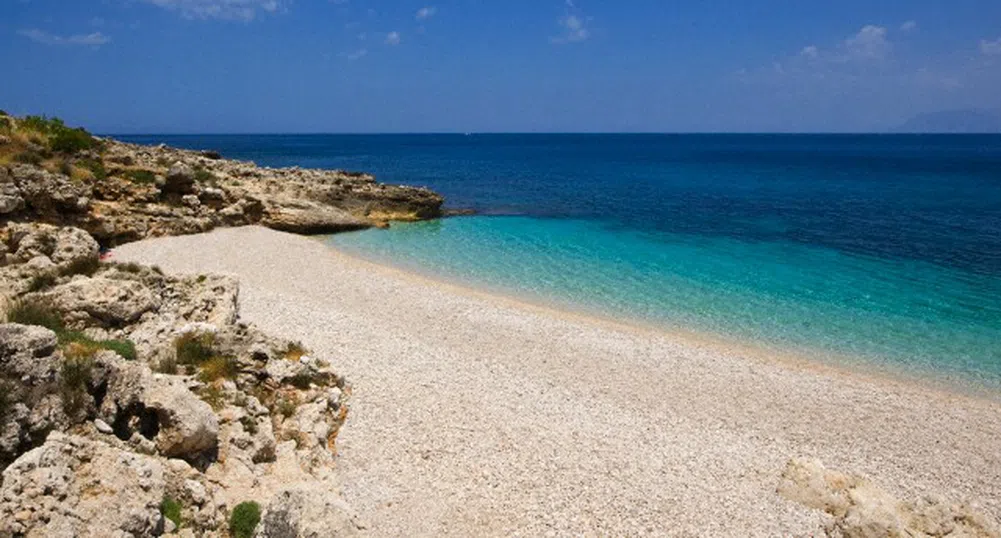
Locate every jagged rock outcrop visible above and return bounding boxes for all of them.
[0,221,355,536]
[0,432,166,538]
[778,458,1001,538]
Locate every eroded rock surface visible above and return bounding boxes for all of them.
[778,458,1001,538]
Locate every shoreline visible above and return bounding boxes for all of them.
[325,235,1001,405]
[112,225,1001,536]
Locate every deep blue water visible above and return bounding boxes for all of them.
[120,134,1001,388]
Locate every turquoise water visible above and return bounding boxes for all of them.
[331,216,1001,388]
[119,134,1001,389]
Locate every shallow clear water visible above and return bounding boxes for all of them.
[119,134,1001,388]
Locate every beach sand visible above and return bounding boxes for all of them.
[113,225,1001,537]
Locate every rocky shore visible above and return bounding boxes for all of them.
[0,113,440,536]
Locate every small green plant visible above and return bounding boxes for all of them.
[4,297,64,333]
[13,151,43,165]
[196,274,207,283]
[27,273,58,292]
[0,109,8,116]
[198,355,239,382]
[78,158,106,181]
[229,501,261,538]
[60,343,95,415]
[59,256,100,277]
[155,356,178,375]
[160,496,182,529]
[124,169,156,185]
[58,330,137,361]
[174,332,216,366]
[199,384,225,410]
[239,415,258,434]
[114,261,145,273]
[100,339,137,361]
[193,167,216,184]
[276,395,298,418]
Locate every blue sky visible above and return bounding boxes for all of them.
[1,0,999,133]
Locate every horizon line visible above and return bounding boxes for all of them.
[102,131,1001,137]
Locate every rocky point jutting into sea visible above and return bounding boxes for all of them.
[0,113,440,537]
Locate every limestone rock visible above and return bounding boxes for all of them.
[165,162,197,195]
[8,164,91,216]
[0,167,25,214]
[261,200,371,235]
[48,276,159,326]
[778,458,1001,538]
[0,432,165,537]
[256,486,361,538]
[100,358,219,460]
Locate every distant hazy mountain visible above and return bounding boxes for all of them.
[895,109,1001,133]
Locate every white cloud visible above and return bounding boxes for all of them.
[800,45,819,59]
[845,25,890,59]
[340,48,367,61]
[416,6,436,21]
[385,31,400,45]
[900,20,918,32]
[982,37,1001,56]
[18,29,110,46]
[139,0,283,21]
[551,14,590,44]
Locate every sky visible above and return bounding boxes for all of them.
[1,0,1000,133]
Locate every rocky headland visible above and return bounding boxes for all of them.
[0,113,439,537]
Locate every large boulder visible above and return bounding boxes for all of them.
[0,166,25,215]
[0,323,58,379]
[164,162,197,195]
[256,486,361,538]
[261,199,371,234]
[4,223,99,268]
[48,276,159,326]
[778,458,1001,538]
[100,358,219,460]
[0,433,166,537]
[8,164,91,215]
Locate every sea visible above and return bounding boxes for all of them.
[119,134,1001,391]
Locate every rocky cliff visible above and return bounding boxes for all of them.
[0,113,436,537]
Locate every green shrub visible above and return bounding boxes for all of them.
[0,109,8,116]
[124,169,156,184]
[60,344,95,415]
[197,355,239,382]
[78,158,106,180]
[4,298,64,333]
[59,256,100,277]
[155,356,178,375]
[160,496,182,528]
[229,501,261,538]
[114,261,144,273]
[100,339,137,361]
[21,115,63,134]
[58,330,138,361]
[239,415,258,434]
[27,273,58,292]
[193,167,217,185]
[13,151,43,165]
[174,332,215,366]
[199,384,225,410]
